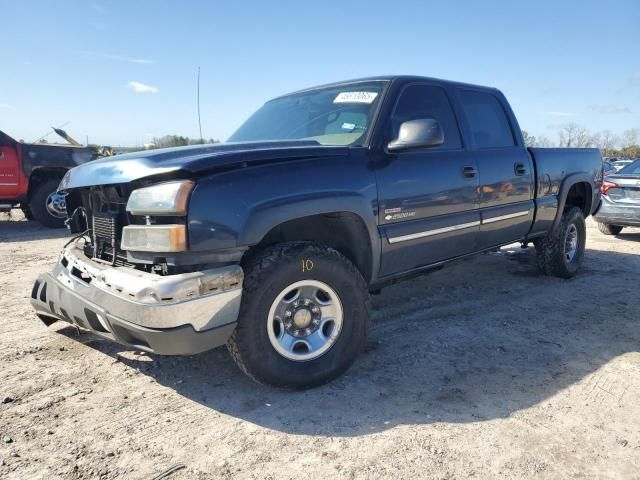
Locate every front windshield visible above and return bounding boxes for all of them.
[228,81,387,146]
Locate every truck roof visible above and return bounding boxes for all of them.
[276,75,500,99]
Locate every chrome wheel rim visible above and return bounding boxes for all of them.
[565,224,578,262]
[46,192,67,218]
[267,280,343,361]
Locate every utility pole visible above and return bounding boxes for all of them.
[197,66,203,144]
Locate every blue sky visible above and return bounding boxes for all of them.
[1,0,638,146]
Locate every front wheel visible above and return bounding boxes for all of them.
[227,242,369,389]
[535,207,586,279]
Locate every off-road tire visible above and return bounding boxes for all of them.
[597,222,623,236]
[227,242,369,389]
[29,179,65,228]
[535,207,586,279]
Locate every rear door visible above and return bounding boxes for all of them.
[455,89,534,249]
[377,83,480,276]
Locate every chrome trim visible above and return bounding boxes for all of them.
[482,210,529,224]
[387,209,530,244]
[0,182,18,186]
[388,220,480,244]
[32,245,243,332]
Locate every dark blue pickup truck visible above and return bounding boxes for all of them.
[31,76,602,388]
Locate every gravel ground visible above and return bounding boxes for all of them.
[1,211,639,479]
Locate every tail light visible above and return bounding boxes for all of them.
[601,180,618,195]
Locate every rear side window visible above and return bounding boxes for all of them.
[458,90,515,148]
[391,84,462,149]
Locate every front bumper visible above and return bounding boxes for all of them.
[30,245,243,355]
[594,198,640,227]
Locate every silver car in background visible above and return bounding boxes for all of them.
[595,159,640,235]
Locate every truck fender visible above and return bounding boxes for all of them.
[28,167,68,197]
[239,194,381,281]
[551,173,594,229]
[240,193,374,245]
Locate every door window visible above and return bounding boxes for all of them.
[458,90,515,148]
[391,85,462,149]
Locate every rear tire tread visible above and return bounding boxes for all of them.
[597,222,623,236]
[535,207,586,279]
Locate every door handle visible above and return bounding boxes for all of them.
[514,163,527,176]
[463,165,477,178]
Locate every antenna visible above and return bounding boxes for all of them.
[197,66,203,144]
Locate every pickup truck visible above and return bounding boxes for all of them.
[31,76,602,389]
[0,129,99,227]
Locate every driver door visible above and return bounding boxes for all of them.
[377,83,480,276]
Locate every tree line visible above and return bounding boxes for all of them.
[523,125,640,158]
[151,135,220,148]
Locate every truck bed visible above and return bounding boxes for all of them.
[527,147,602,237]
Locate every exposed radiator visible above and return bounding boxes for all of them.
[92,212,119,263]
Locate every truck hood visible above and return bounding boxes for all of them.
[59,140,349,190]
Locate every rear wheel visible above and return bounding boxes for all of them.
[535,207,586,279]
[227,242,369,389]
[597,222,623,236]
[29,178,66,228]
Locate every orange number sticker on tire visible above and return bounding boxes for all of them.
[302,259,314,272]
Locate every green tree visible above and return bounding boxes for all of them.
[521,130,536,147]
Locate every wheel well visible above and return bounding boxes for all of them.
[246,212,373,282]
[564,182,592,216]
[28,168,66,198]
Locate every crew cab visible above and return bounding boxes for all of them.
[0,130,98,227]
[31,76,602,388]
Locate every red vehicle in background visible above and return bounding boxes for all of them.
[0,129,99,227]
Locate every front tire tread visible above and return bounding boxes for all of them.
[227,242,369,389]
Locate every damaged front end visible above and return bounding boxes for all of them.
[31,179,244,355]
[31,242,242,355]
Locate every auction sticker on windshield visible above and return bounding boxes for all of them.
[334,92,378,104]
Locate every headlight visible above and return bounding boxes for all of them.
[126,180,193,216]
[121,225,187,252]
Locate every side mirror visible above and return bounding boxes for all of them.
[387,118,444,152]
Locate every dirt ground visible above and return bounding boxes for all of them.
[1,211,639,480]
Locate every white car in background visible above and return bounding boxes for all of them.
[612,159,635,172]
